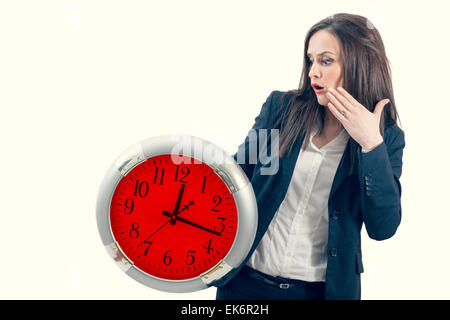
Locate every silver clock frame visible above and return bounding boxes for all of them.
[96,134,258,293]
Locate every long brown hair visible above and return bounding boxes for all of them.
[276,13,401,175]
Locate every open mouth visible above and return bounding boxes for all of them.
[312,84,325,92]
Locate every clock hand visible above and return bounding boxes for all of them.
[162,211,221,236]
[170,200,194,216]
[172,184,185,214]
[170,183,186,225]
[137,201,195,247]
[137,218,172,247]
[182,200,195,211]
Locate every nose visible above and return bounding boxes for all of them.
[308,61,321,79]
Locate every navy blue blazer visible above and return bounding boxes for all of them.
[214,90,405,300]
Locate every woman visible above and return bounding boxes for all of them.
[215,13,405,300]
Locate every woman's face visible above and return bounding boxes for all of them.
[307,29,343,107]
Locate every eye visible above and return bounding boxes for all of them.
[307,57,333,65]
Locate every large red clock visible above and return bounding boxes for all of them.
[96,134,257,293]
[109,154,238,280]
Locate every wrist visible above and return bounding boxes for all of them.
[361,136,383,151]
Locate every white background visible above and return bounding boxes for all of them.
[0,0,449,299]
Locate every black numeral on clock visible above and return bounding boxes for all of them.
[153,167,165,185]
[124,198,134,214]
[143,241,152,256]
[214,217,226,233]
[134,180,149,198]
[163,250,172,266]
[211,195,222,212]
[201,176,207,193]
[203,239,213,254]
[185,250,196,265]
[175,166,190,183]
[129,222,139,239]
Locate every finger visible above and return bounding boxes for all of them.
[327,101,348,124]
[336,87,362,108]
[374,99,390,117]
[326,90,351,115]
[328,88,355,111]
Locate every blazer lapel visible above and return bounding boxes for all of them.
[328,140,352,201]
[280,131,305,179]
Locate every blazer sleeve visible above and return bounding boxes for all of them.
[357,125,406,240]
[232,91,275,180]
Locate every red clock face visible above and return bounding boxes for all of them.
[109,154,238,280]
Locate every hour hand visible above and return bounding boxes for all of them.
[171,183,185,216]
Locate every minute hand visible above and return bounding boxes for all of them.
[161,211,221,236]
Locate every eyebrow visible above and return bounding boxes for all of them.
[306,51,336,57]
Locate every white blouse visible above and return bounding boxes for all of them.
[246,125,351,282]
